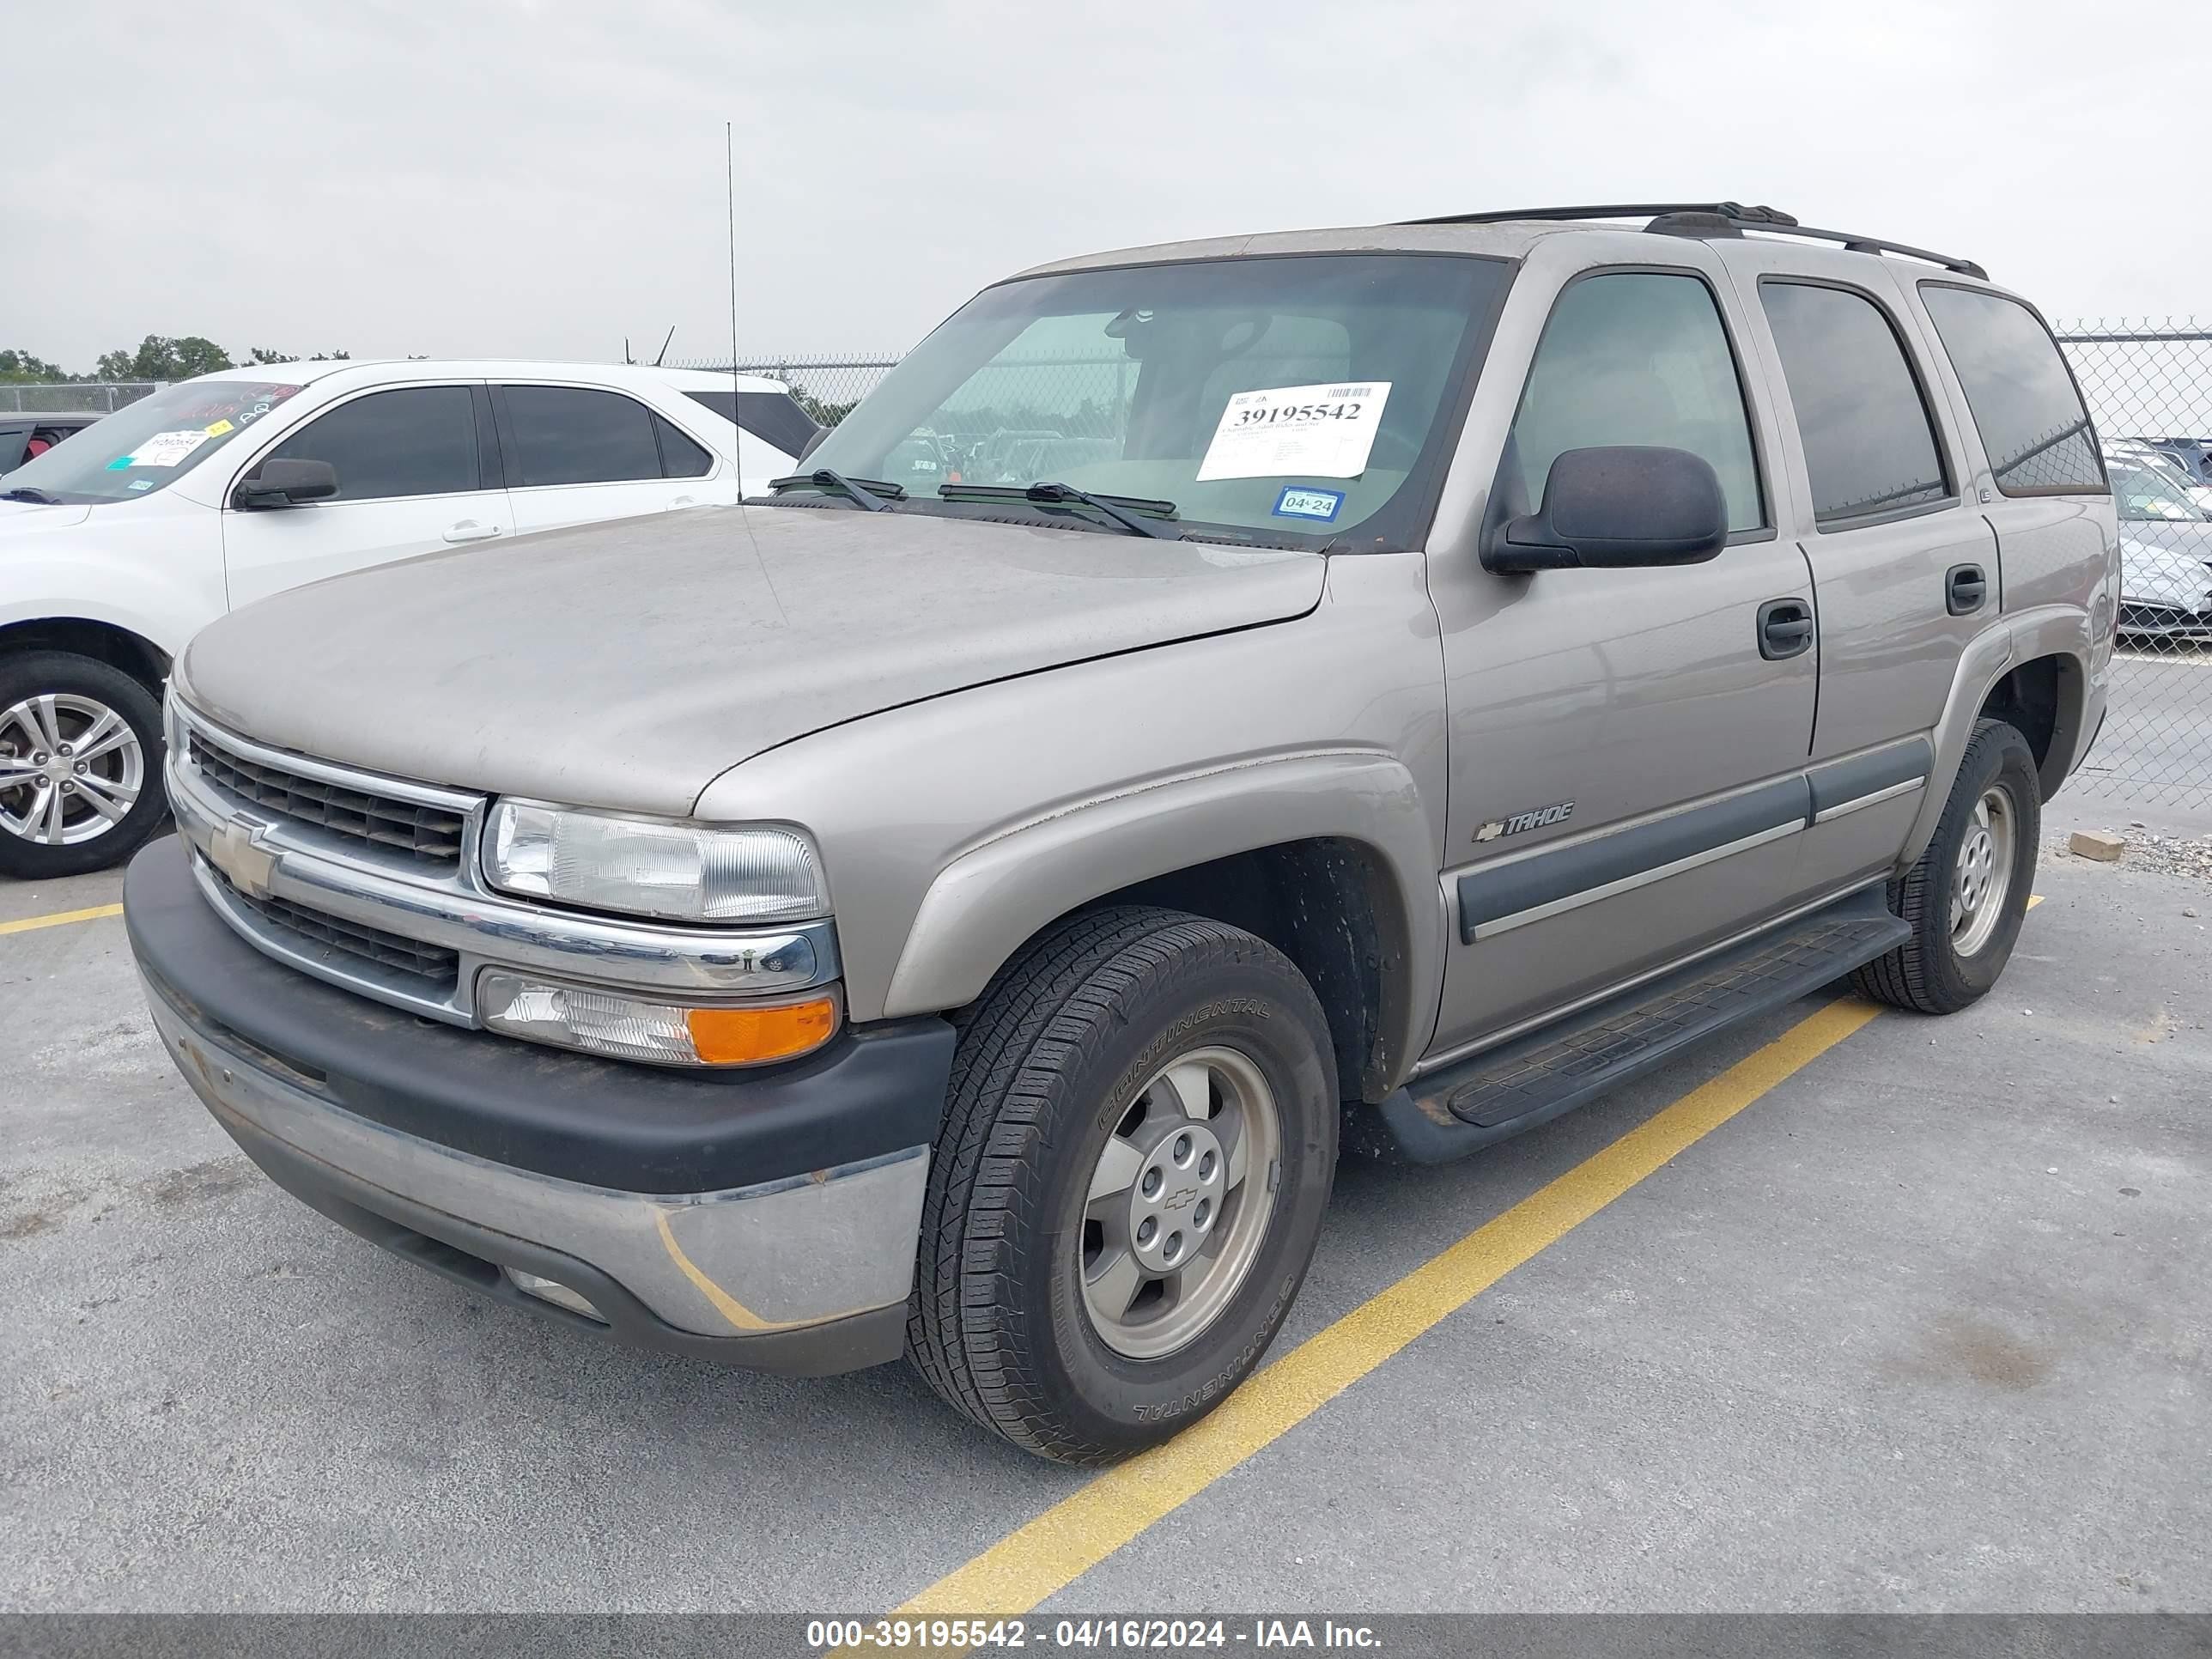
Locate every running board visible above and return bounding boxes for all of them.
[1367,888,1908,1165]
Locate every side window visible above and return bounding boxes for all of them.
[1759,282,1949,524]
[1917,286,2103,494]
[652,413,713,478]
[1510,271,1763,534]
[264,386,478,501]
[501,386,663,486]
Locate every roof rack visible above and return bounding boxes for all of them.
[1396,203,1987,282]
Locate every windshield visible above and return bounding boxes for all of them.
[0,380,304,504]
[2109,458,2206,522]
[800,252,1510,549]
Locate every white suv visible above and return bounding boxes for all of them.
[0,359,816,877]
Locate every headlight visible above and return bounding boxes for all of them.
[484,800,829,924]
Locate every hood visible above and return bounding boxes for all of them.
[0,499,93,532]
[181,504,1324,816]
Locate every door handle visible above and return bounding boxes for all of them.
[1756,597,1814,660]
[1946,562,1987,615]
[443,521,502,544]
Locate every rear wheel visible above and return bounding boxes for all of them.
[906,906,1338,1465]
[1852,718,2039,1015]
[0,651,167,879]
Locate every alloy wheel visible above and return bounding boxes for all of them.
[1078,1044,1283,1361]
[0,693,145,847]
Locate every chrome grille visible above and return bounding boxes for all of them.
[205,865,460,988]
[187,730,465,866]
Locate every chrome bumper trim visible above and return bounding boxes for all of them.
[165,700,838,1026]
[146,981,927,1336]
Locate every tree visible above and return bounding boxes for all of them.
[94,335,236,382]
[247,347,352,365]
[0,349,70,385]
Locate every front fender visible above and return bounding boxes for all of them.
[0,536,222,662]
[881,746,1444,1065]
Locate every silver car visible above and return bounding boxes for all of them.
[126,203,2117,1463]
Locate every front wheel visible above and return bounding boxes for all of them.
[906,906,1339,1465]
[0,651,169,880]
[1852,718,2039,1015]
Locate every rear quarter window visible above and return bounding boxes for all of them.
[1918,285,2105,495]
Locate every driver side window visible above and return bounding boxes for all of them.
[1510,271,1765,534]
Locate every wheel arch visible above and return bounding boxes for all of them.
[0,616,173,690]
[1901,608,2096,867]
[879,750,1444,1103]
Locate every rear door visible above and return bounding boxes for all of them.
[1427,255,1820,1052]
[1909,283,2113,619]
[1729,266,1992,893]
[221,383,511,609]
[494,382,720,535]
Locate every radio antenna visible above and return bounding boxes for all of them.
[653,325,676,367]
[725,120,743,498]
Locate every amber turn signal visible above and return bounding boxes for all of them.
[685,995,840,1066]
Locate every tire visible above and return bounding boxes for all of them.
[0,651,169,880]
[1851,718,2039,1015]
[906,905,1339,1465]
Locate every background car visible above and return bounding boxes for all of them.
[2108,452,2212,638]
[0,409,104,471]
[0,359,817,878]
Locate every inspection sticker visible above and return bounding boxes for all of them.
[1273,485,1345,522]
[204,418,234,436]
[1197,381,1391,482]
[117,428,214,469]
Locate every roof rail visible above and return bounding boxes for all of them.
[1401,202,1799,228]
[1397,203,1988,282]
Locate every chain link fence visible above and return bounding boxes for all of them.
[27,342,2169,799]
[2054,322,2212,808]
[679,356,899,428]
[0,382,162,414]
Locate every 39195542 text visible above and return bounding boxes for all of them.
[805,1617,1382,1650]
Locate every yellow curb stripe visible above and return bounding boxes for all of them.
[898,996,1885,1617]
[0,902,124,937]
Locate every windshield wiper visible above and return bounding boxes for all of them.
[765,468,903,512]
[939,482,1179,540]
[1,486,61,504]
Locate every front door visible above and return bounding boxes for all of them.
[222,383,510,609]
[1426,264,1820,1055]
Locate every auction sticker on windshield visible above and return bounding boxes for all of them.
[1197,381,1392,482]
[109,429,214,470]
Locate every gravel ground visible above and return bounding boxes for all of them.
[2048,825,2212,885]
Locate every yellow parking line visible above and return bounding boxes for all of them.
[899,996,1884,1617]
[0,902,123,937]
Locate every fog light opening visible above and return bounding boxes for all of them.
[506,1268,607,1324]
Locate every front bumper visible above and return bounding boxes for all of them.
[127,837,956,1374]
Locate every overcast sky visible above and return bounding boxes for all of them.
[5,0,2203,374]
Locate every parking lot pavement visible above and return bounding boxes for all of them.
[2,834,2207,1613]
[2083,647,2212,803]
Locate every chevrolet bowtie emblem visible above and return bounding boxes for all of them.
[207,819,280,901]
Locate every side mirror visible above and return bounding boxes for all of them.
[233,457,338,508]
[1484,446,1729,574]
[798,426,830,462]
